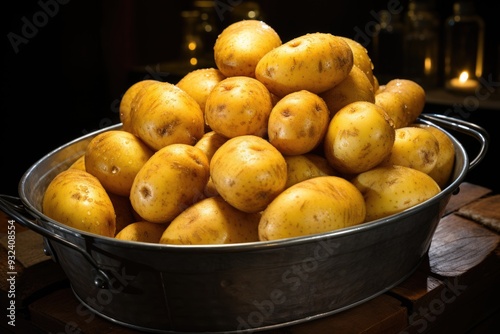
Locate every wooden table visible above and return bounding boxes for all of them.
[1,182,499,334]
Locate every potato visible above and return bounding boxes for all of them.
[210,135,287,213]
[259,176,366,241]
[130,144,210,224]
[85,130,154,196]
[119,79,158,132]
[194,131,229,163]
[378,126,440,175]
[255,32,353,97]
[115,221,166,243]
[42,169,116,237]
[176,68,226,131]
[68,154,86,171]
[284,153,336,188]
[319,65,375,117]
[107,192,136,235]
[340,37,375,88]
[213,19,282,78]
[413,124,456,188]
[351,165,441,222]
[374,79,425,128]
[203,177,219,198]
[129,81,205,151]
[372,75,380,92]
[159,196,261,245]
[324,101,395,175]
[268,90,330,155]
[205,76,273,138]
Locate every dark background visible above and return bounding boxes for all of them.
[2,0,499,196]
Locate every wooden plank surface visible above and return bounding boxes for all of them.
[285,294,407,334]
[457,194,500,233]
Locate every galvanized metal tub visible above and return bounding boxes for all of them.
[0,114,489,333]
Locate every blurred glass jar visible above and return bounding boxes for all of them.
[403,0,440,89]
[179,1,219,67]
[372,10,405,85]
[229,1,264,22]
[444,1,484,94]
[179,10,204,65]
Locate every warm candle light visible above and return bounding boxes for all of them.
[446,70,479,94]
[459,71,469,82]
[424,56,433,75]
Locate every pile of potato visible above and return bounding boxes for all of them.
[42,19,455,244]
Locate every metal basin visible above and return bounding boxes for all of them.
[0,114,489,333]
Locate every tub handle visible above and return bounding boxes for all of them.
[0,194,112,289]
[418,113,489,171]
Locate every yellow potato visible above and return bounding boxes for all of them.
[340,37,375,88]
[203,177,219,198]
[374,79,425,128]
[176,68,226,131]
[210,135,287,213]
[107,192,136,235]
[255,32,353,97]
[42,169,116,237]
[379,127,440,175]
[119,79,158,132]
[85,130,154,196]
[324,101,395,175]
[194,131,229,163]
[259,176,366,241]
[115,221,166,243]
[413,124,456,188]
[372,75,380,92]
[130,81,205,151]
[319,65,375,117]
[213,19,282,78]
[351,165,441,222]
[68,154,86,171]
[284,153,336,188]
[268,90,330,155]
[159,196,261,245]
[205,76,273,138]
[129,144,210,224]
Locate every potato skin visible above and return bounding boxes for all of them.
[379,127,440,175]
[119,79,158,132]
[258,176,366,241]
[255,32,353,97]
[375,79,425,128]
[205,76,273,138]
[115,221,166,243]
[85,130,154,196]
[324,101,395,175]
[159,196,261,245]
[210,135,287,213]
[340,37,375,88]
[413,124,456,188]
[320,65,375,117]
[107,192,136,235]
[176,68,226,111]
[213,20,282,78]
[42,169,116,237]
[351,165,441,222]
[284,154,336,189]
[268,90,330,155]
[68,155,86,171]
[194,131,229,163]
[129,144,210,224]
[130,82,205,151]
[176,68,226,131]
